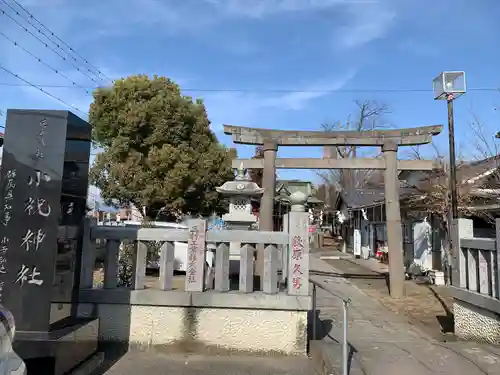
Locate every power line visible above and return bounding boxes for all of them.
[3,0,111,83]
[0,82,497,94]
[0,6,101,86]
[0,64,85,115]
[180,87,499,94]
[0,29,92,95]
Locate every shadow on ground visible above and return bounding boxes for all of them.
[308,309,333,342]
[308,308,361,375]
[90,343,129,375]
[427,285,455,334]
[311,269,387,280]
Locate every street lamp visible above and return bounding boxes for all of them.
[433,71,466,219]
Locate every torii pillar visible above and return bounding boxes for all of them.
[382,141,405,296]
[256,140,278,280]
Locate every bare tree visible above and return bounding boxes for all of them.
[469,111,500,159]
[404,114,500,224]
[402,118,500,280]
[248,145,264,186]
[316,100,390,207]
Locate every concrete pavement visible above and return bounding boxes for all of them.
[95,352,314,375]
[310,254,500,375]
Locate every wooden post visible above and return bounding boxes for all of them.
[288,211,310,296]
[382,142,405,298]
[185,219,207,292]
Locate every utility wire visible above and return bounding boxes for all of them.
[0,82,497,94]
[0,6,101,86]
[0,64,85,115]
[3,0,111,83]
[0,29,92,95]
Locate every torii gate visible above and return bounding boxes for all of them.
[224,124,443,298]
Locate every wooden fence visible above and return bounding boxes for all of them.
[77,211,310,296]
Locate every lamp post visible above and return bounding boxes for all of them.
[433,71,466,285]
[433,71,467,218]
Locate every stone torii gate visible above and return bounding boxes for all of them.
[224,124,443,298]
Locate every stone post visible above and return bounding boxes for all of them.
[257,139,278,279]
[281,213,289,282]
[288,191,309,296]
[382,141,405,298]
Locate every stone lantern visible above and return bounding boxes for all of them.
[217,163,264,227]
[216,163,264,275]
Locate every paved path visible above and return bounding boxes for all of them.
[310,254,500,375]
[320,254,455,339]
[97,352,314,375]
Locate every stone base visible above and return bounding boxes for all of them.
[79,290,310,356]
[454,299,500,344]
[14,317,99,375]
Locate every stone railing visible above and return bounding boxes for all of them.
[80,219,294,294]
[78,213,309,296]
[450,218,500,344]
[73,211,311,355]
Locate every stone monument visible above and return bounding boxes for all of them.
[0,110,99,375]
[216,163,264,276]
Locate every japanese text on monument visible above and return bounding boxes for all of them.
[187,226,199,284]
[0,169,16,301]
[15,118,51,288]
[291,235,304,290]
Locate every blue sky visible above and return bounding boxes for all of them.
[0,0,499,201]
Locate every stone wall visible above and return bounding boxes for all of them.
[78,290,310,356]
[454,299,500,344]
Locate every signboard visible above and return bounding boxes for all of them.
[353,229,361,257]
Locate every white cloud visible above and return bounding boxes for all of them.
[204,0,380,18]
[15,0,399,50]
[333,1,397,48]
[203,69,357,132]
[259,69,357,110]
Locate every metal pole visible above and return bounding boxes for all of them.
[447,97,458,285]
[342,299,349,375]
[447,98,458,219]
[312,284,317,341]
